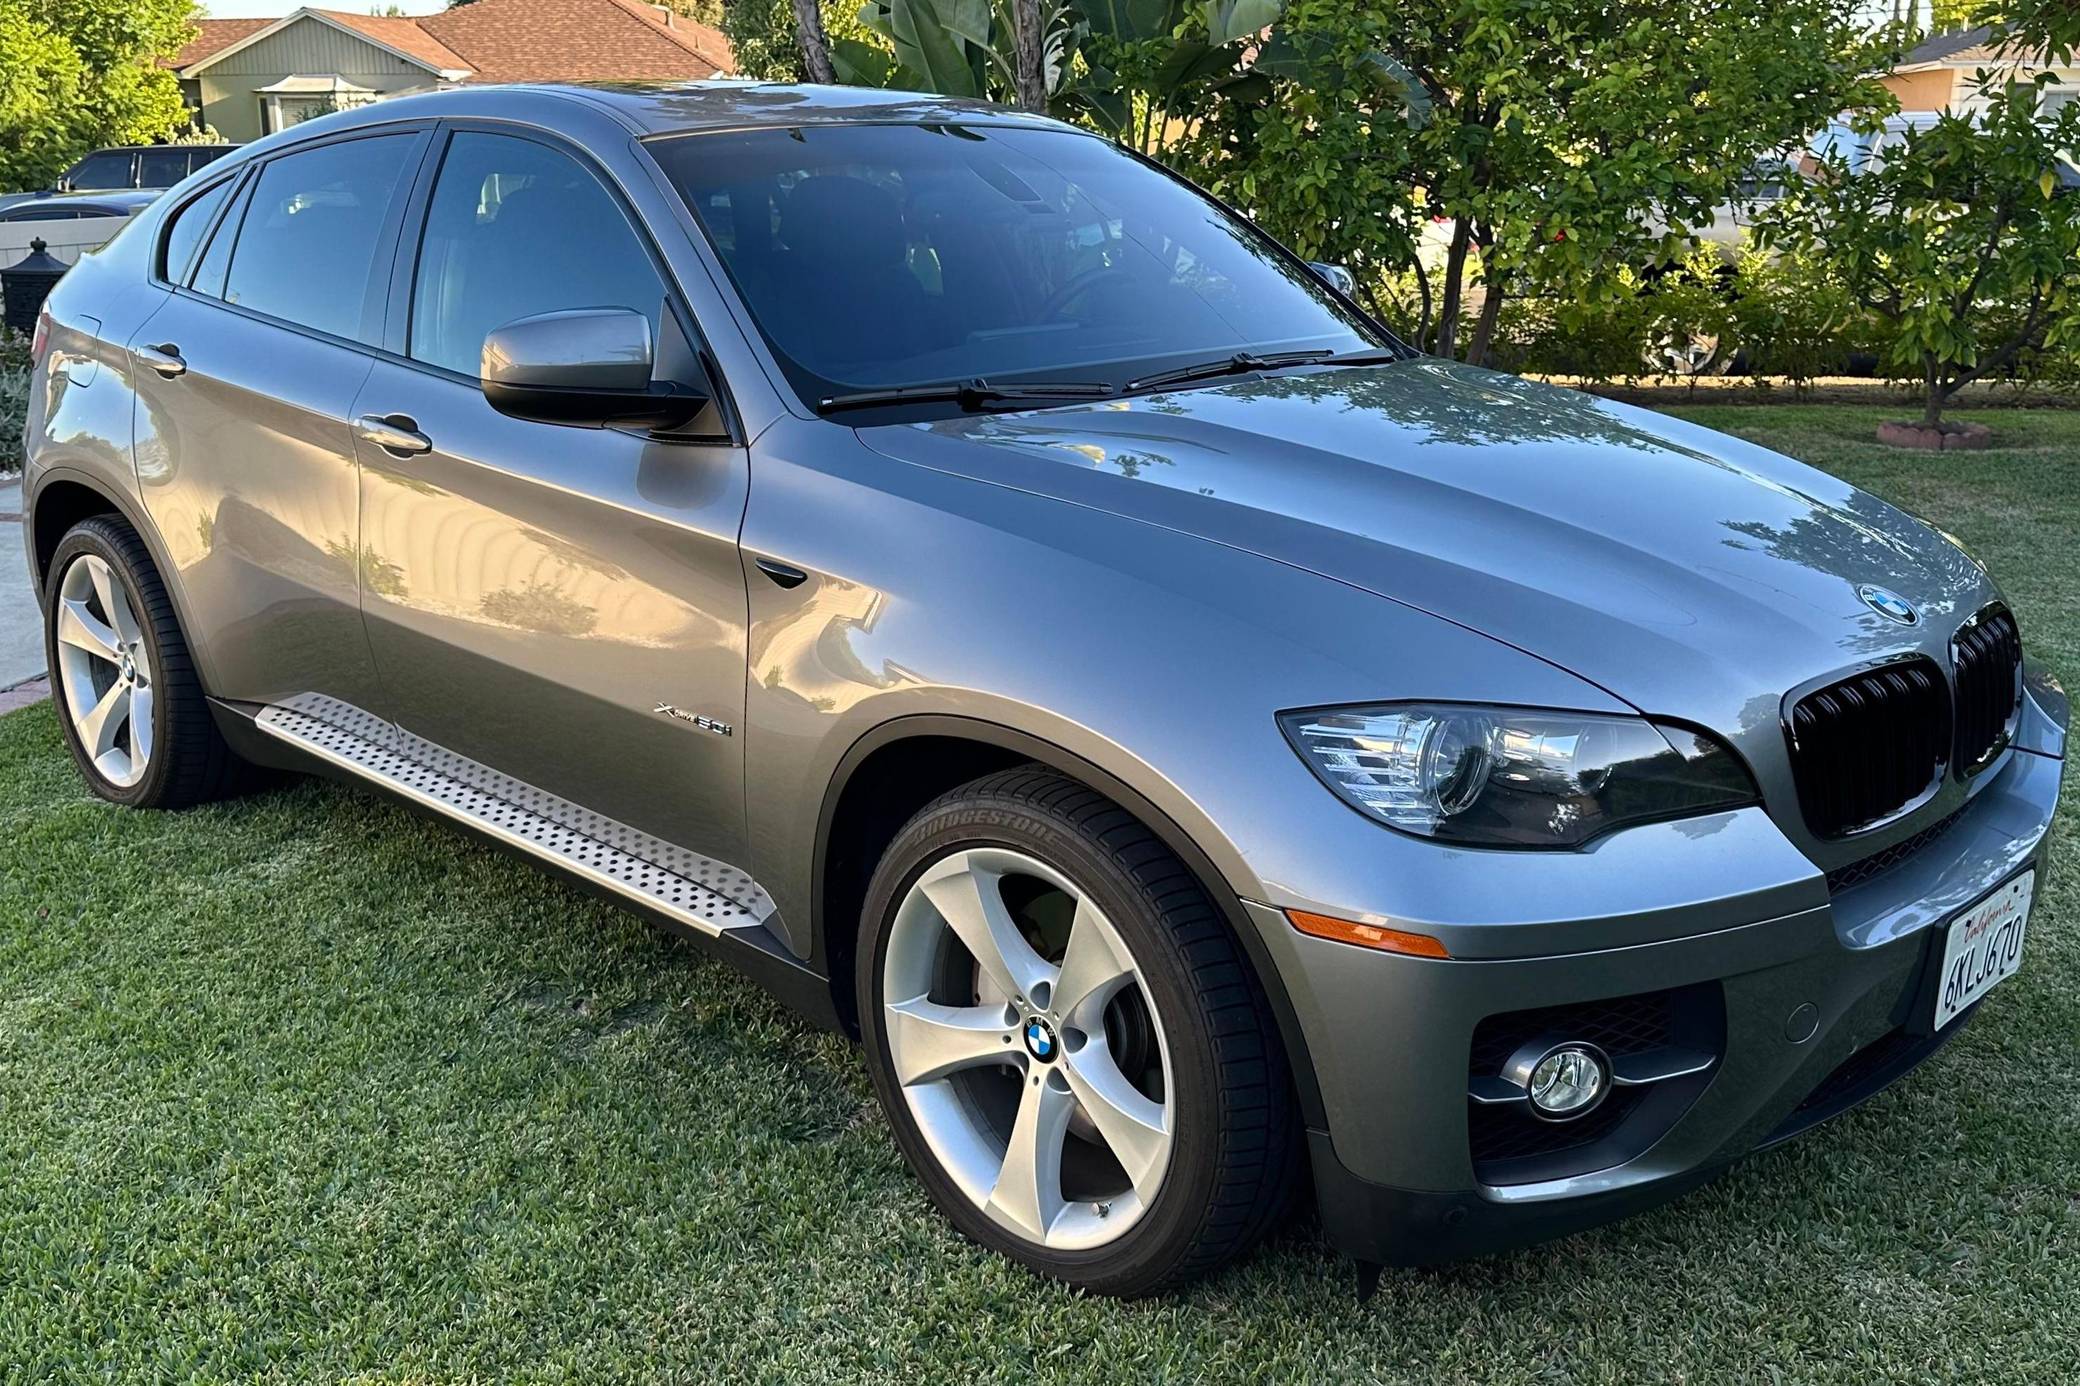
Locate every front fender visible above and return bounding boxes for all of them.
[738,419,1630,956]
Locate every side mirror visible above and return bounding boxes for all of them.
[481,308,707,431]
[1307,261,1357,296]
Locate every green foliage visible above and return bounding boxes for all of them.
[722,0,884,81]
[1188,0,1894,362]
[1761,76,2080,425]
[1,328,30,474]
[0,0,197,193]
[1162,0,1425,300]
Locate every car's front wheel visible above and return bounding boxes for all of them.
[858,768,1297,1295]
[43,515,252,808]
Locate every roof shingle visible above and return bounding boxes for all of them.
[179,1,733,84]
[418,0,733,84]
[171,18,272,71]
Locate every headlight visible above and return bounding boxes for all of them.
[1278,704,1759,848]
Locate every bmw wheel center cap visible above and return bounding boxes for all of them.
[1023,1016,1059,1062]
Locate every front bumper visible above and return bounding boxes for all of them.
[1255,737,2063,1268]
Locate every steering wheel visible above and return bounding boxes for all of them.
[1038,266,1138,322]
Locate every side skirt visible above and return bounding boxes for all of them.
[221,693,840,1028]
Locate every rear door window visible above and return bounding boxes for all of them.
[219,134,417,342]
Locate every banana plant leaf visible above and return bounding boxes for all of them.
[1077,0,1185,44]
[1200,0,1280,46]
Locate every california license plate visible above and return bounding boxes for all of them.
[1931,871,2033,1031]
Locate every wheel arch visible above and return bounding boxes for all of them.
[25,470,215,682]
[813,714,1326,1127]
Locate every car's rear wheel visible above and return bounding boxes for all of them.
[43,515,252,808]
[858,767,1297,1295]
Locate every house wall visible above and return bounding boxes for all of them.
[195,16,443,142]
[1882,69,1958,114]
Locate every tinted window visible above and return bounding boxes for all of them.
[194,147,232,168]
[409,132,665,378]
[650,124,1378,401]
[138,149,191,187]
[67,151,133,189]
[1,207,74,222]
[222,135,414,340]
[161,179,233,283]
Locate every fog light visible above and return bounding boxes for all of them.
[1527,1043,1609,1120]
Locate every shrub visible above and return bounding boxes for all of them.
[2,328,30,474]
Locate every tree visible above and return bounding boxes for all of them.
[1763,77,2080,429]
[791,0,836,82]
[722,0,877,82]
[1186,0,1892,362]
[1,0,196,193]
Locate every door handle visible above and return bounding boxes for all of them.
[136,343,186,378]
[354,413,433,457]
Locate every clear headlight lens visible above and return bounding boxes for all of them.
[1279,704,1759,848]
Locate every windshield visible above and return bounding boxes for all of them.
[647,123,1385,409]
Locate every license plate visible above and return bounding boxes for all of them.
[1931,871,2033,1031]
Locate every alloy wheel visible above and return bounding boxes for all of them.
[53,552,154,788]
[881,846,1174,1251]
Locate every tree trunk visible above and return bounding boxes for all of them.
[1466,267,1505,368]
[790,0,835,84]
[1012,0,1047,113]
[1433,219,1472,358]
[1923,356,1945,427]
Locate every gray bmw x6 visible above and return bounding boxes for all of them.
[20,83,2067,1296]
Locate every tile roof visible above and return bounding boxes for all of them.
[1898,23,2054,68]
[179,1,733,83]
[311,10,472,74]
[418,0,734,83]
[171,18,272,70]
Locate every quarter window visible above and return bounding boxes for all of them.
[161,179,233,284]
[220,134,415,342]
[409,132,665,378]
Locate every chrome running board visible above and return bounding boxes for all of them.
[254,693,774,937]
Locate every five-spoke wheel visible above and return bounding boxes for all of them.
[860,769,1296,1295]
[883,846,1174,1250]
[53,551,155,787]
[42,515,252,808]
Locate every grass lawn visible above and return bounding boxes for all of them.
[2,403,2076,1382]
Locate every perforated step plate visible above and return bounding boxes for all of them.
[255,693,774,936]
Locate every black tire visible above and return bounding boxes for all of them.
[43,515,254,808]
[857,767,1298,1296]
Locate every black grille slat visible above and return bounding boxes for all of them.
[1787,657,1950,838]
[1953,607,2022,774]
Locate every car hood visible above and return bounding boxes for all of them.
[853,360,1995,741]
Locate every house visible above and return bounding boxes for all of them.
[173,0,734,143]
[1808,25,2080,177]
[1880,24,2079,119]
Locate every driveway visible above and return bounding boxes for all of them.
[1,476,47,708]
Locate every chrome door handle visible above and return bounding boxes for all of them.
[353,413,433,457]
[136,343,186,378]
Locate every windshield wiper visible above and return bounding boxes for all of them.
[818,377,1115,413]
[1319,346,1419,366]
[1122,349,1336,394]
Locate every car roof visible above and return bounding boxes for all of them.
[311,80,1084,140]
[15,188,161,209]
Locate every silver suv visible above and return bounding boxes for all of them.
[20,84,2066,1296]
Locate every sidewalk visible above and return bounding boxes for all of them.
[0,475,48,710]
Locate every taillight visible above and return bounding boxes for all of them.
[30,306,51,364]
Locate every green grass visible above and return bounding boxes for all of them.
[2,404,2076,1381]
